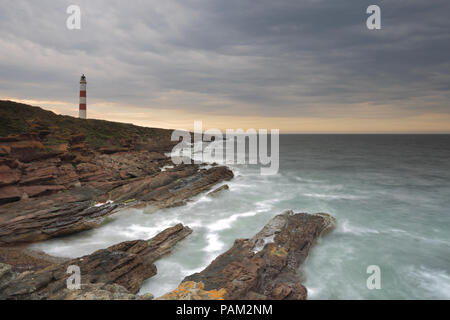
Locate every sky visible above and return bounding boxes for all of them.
[0,0,449,133]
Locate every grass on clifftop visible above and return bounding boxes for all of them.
[0,100,172,148]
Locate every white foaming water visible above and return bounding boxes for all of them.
[303,193,366,200]
[340,219,380,235]
[31,135,450,299]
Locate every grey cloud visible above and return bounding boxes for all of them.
[0,0,449,118]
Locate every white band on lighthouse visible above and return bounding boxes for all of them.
[79,109,86,119]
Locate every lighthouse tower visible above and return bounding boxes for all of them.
[79,74,87,119]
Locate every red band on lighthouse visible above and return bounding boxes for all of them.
[79,74,87,119]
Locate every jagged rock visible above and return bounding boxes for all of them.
[179,211,336,300]
[0,224,192,299]
[207,184,229,197]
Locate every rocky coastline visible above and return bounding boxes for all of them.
[159,211,336,300]
[0,100,335,300]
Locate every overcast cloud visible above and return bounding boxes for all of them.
[0,0,449,130]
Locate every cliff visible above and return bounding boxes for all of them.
[0,100,233,245]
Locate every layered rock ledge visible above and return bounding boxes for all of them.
[0,224,192,300]
[0,165,232,245]
[160,211,336,300]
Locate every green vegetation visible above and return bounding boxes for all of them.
[0,100,173,149]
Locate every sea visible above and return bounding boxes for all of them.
[31,134,450,299]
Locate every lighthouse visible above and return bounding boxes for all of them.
[79,74,87,119]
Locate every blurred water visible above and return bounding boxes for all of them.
[31,135,450,299]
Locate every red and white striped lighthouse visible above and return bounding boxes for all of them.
[79,74,87,119]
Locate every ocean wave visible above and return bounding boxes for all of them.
[119,221,181,239]
[294,176,323,183]
[207,210,260,232]
[339,220,380,235]
[204,233,225,253]
[303,193,364,200]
